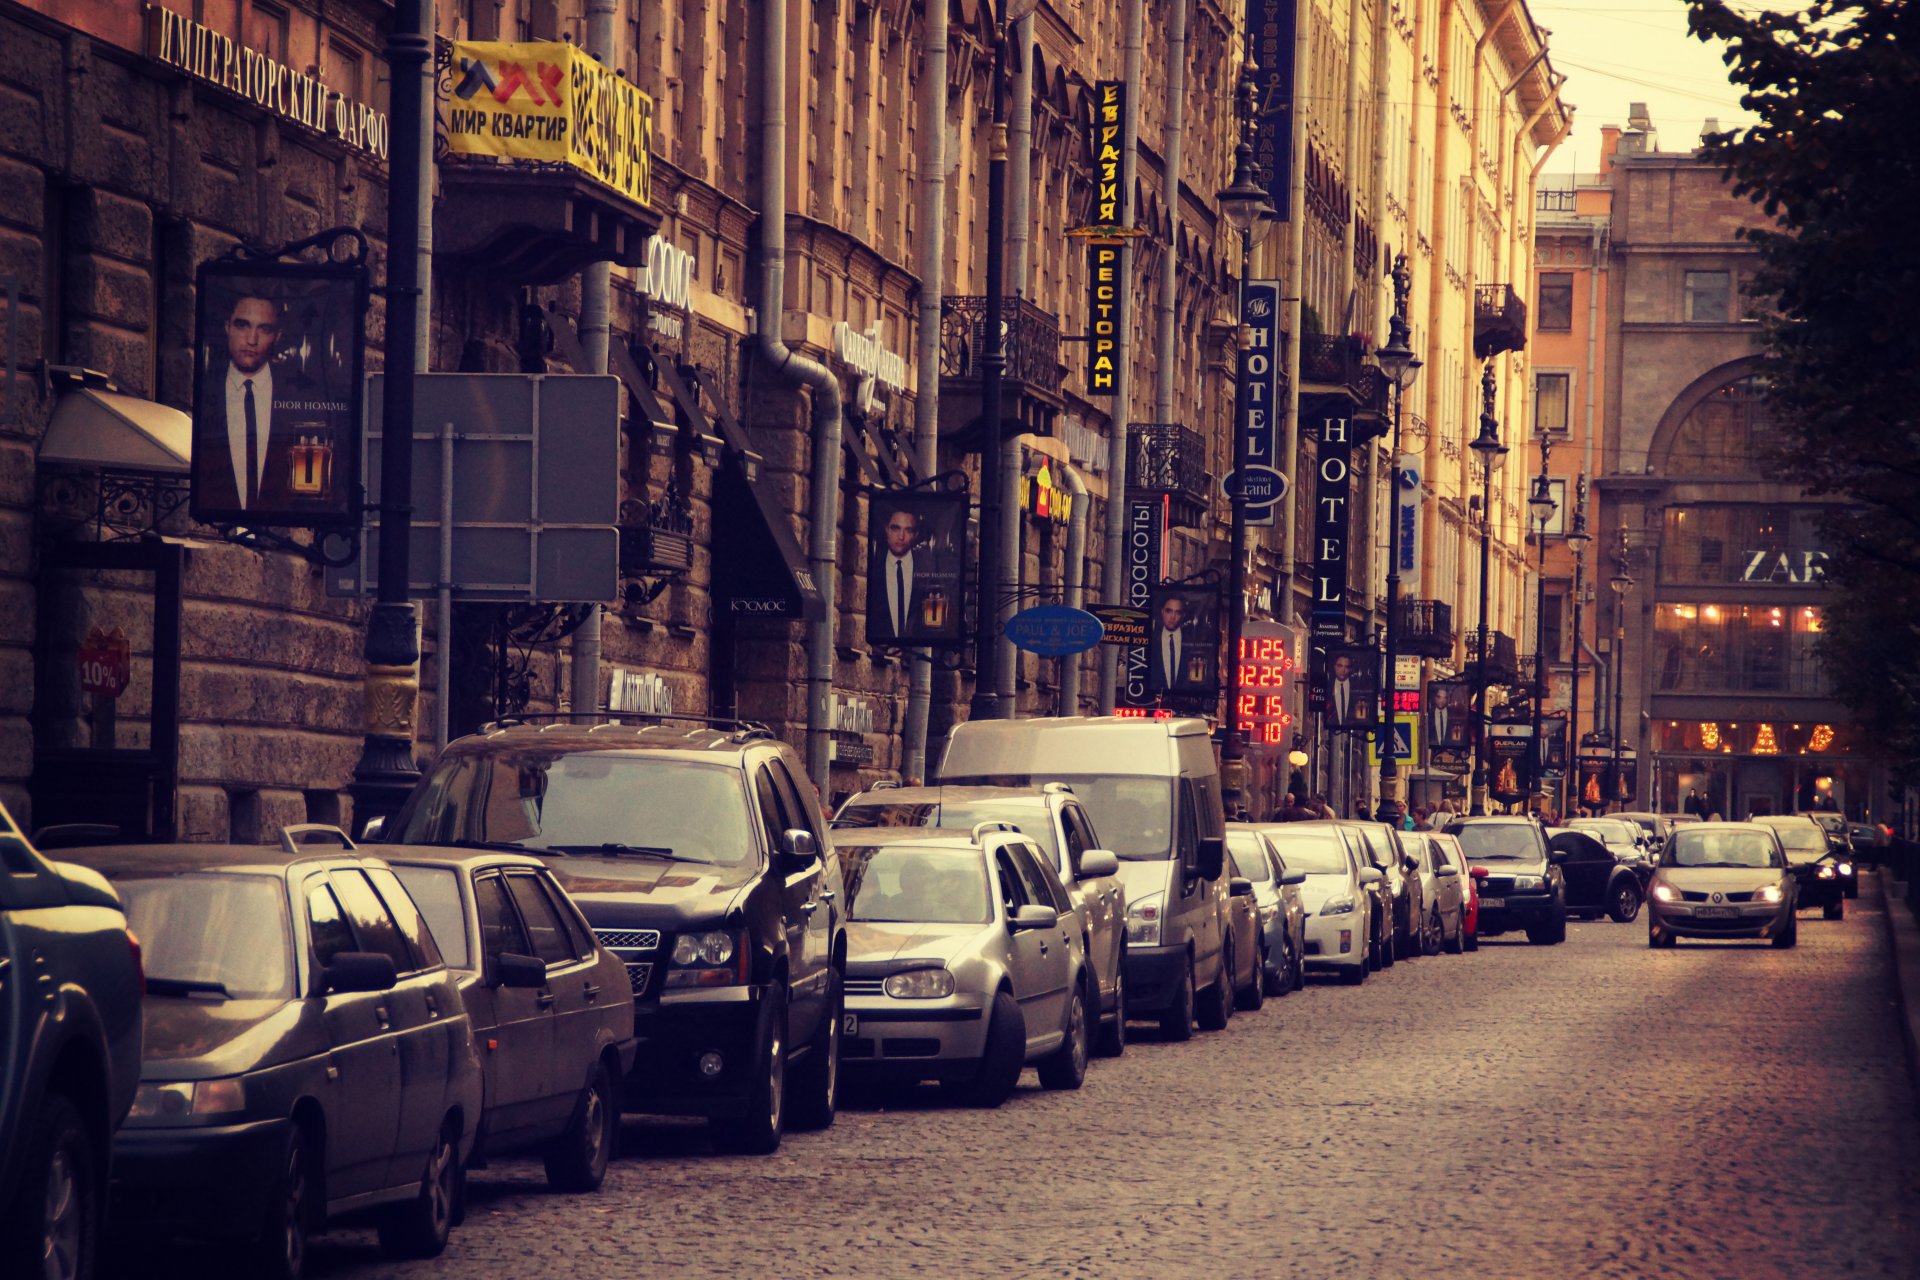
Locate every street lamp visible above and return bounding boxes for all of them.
[1527,471,1557,813]
[1565,485,1592,813]
[1608,547,1637,813]
[1374,253,1422,823]
[1468,361,1507,816]
[968,0,1012,720]
[1215,63,1275,818]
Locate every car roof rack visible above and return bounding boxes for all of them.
[479,711,775,740]
[1041,781,1077,796]
[971,820,1021,842]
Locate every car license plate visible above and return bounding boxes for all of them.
[1698,906,1738,919]
[843,1013,859,1036]
[1479,897,1504,909]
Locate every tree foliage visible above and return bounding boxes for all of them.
[1689,0,1920,776]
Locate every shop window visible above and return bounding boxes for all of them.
[1536,272,1573,330]
[1684,271,1731,323]
[1652,603,1831,696]
[1661,504,1829,584]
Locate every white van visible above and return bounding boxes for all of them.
[939,717,1233,1041]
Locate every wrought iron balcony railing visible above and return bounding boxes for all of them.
[939,296,1063,390]
[1396,599,1454,659]
[1464,628,1521,683]
[1125,423,1209,529]
[1473,284,1529,358]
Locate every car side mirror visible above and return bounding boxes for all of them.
[782,828,819,867]
[1010,904,1059,931]
[1078,849,1120,879]
[1358,867,1384,886]
[1436,864,1460,879]
[1229,876,1254,897]
[324,951,398,994]
[492,952,547,989]
[1547,848,1569,864]
[1197,836,1226,881]
[360,816,386,841]
[1278,869,1307,886]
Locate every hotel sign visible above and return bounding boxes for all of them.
[1309,406,1353,640]
[146,6,390,161]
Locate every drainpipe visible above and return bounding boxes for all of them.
[902,0,950,781]
[1276,0,1310,618]
[997,13,1036,716]
[568,0,620,724]
[1060,461,1090,713]
[1152,0,1190,423]
[1099,0,1144,711]
[758,0,846,795]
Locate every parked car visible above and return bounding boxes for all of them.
[831,827,1091,1104]
[1401,832,1465,954]
[1547,828,1645,922]
[1338,821,1423,962]
[1225,826,1308,996]
[1441,817,1567,945]
[832,782,1128,1055]
[1265,827,1380,984]
[1288,821,1397,968]
[1223,851,1266,1011]
[1570,816,1653,867]
[1613,811,1675,855]
[937,716,1233,1041]
[381,849,637,1192]
[0,807,143,1280]
[1752,814,1855,903]
[1648,822,1796,948]
[1429,832,1480,951]
[60,837,484,1277]
[1847,821,1890,866]
[385,717,845,1155]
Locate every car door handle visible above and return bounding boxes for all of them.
[821,890,835,902]
[424,994,440,1019]
[536,990,556,1009]
[1038,942,1049,955]
[802,902,819,917]
[374,1005,391,1030]
[583,983,602,1001]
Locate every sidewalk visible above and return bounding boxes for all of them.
[1876,867,1920,1107]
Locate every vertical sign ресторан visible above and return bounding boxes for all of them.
[1085,80,1126,396]
[1246,0,1299,222]
[1238,280,1282,527]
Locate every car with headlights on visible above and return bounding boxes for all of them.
[59,836,483,1277]
[1647,823,1796,948]
[1260,828,1380,984]
[1777,813,1858,898]
[1441,817,1566,945]
[1748,817,1846,920]
[831,782,1127,1054]
[832,827,1091,1106]
[380,850,636,1193]
[1226,826,1307,996]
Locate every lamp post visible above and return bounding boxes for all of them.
[1214,65,1276,818]
[1609,543,1636,813]
[968,0,1011,720]
[1564,483,1591,813]
[1373,254,1422,823]
[1527,470,1557,814]
[1468,362,1506,816]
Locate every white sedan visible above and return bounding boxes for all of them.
[1262,828,1382,985]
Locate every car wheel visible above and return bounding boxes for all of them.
[544,1060,618,1192]
[1772,917,1799,948]
[1159,955,1195,1042]
[1195,949,1233,1031]
[961,989,1026,1107]
[377,1118,461,1259]
[1380,911,1396,968]
[250,1120,314,1279]
[1649,923,1677,948]
[1340,957,1367,985]
[712,985,787,1154]
[1094,957,1127,1058]
[1610,882,1643,924]
[0,1093,96,1280]
[1237,940,1265,1011]
[1037,978,1091,1090]
[1823,898,1844,921]
[789,969,841,1132]
[1844,880,1858,900]
[1425,909,1443,956]
[1464,922,1479,952]
[1527,913,1566,946]
[1444,912,1465,955]
[1262,938,1286,997]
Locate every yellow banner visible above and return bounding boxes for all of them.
[447,41,653,208]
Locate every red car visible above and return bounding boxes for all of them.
[1429,832,1479,951]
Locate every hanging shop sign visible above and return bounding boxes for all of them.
[1120,498,1167,704]
[1397,452,1422,574]
[833,322,909,414]
[1237,280,1284,527]
[147,6,390,161]
[1025,458,1073,523]
[608,668,674,715]
[1309,404,1354,640]
[1316,645,1378,731]
[1138,584,1222,701]
[1093,605,1150,647]
[1087,242,1123,395]
[1488,723,1535,802]
[1078,80,1134,396]
[637,236,695,340]
[1246,0,1300,223]
[77,626,132,700]
[1426,676,1473,752]
[191,255,368,527]
[448,40,654,207]
[1235,622,1296,748]
[1005,605,1105,657]
[865,489,967,647]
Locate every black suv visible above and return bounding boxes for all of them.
[1443,817,1567,945]
[385,716,845,1155]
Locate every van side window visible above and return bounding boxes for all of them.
[1176,780,1200,872]
[1190,775,1225,838]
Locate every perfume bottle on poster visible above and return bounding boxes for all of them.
[920,589,949,631]
[289,426,334,500]
[1185,650,1208,685]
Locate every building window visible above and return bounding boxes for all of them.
[1540,478,1568,536]
[1534,371,1570,435]
[1543,590,1567,662]
[1652,603,1830,695]
[1661,375,1787,477]
[1536,272,1573,330]
[1684,270,1731,323]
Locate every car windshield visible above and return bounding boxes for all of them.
[1261,834,1349,875]
[840,844,990,924]
[1225,835,1271,883]
[835,798,1059,868]
[1664,831,1779,869]
[390,750,757,870]
[1759,822,1828,854]
[940,774,1173,861]
[1571,820,1634,846]
[114,874,295,1000]
[1448,823,1543,862]
[389,865,471,969]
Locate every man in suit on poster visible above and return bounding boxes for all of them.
[195,290,321,516]
[1145,593,1214,696]
[872,506,928,642]
[1322,652,1375,728]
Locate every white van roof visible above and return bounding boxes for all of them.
[939,715,1214,780]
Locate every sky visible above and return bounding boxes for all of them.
[1529,0,1774,177]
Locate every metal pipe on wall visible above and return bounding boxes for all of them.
[757,0,846,794]
[902,0,951,781]
[1276,0,1312,617]
[1153,0,1190,425]
[1099,0,1145,712]
[997,13,1036,716]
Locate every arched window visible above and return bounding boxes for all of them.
[1661,375,1785,476]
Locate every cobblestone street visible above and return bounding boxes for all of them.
[123,880,1920,1279]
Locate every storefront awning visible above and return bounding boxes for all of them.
[39,384,191,474]
[711,457,824,622]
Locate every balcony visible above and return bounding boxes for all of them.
[1396,599,1454,658]
[1464,629,1520,684]
[1125,423,1209,529]
[937,296,1064,450]
[1298,334,1391,428]
[1473,285,1529,358]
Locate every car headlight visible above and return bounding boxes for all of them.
[1127,892,1165,947]
[665,929,749,988]
[1318,897,1355,916]
[1651,883,1678,903]
[1756,884,1784,903]
[1512,875,1544,891]
[673,930,738,966]
[129,1078,246,1123]
[882,968,954,999]
[1818,865,1837,880]
[1838,862,1854,876]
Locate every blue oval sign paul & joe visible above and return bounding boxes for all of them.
[1002,605,1106,656]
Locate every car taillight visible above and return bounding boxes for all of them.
[126,928,145,996]
[1469,866,1490,879]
